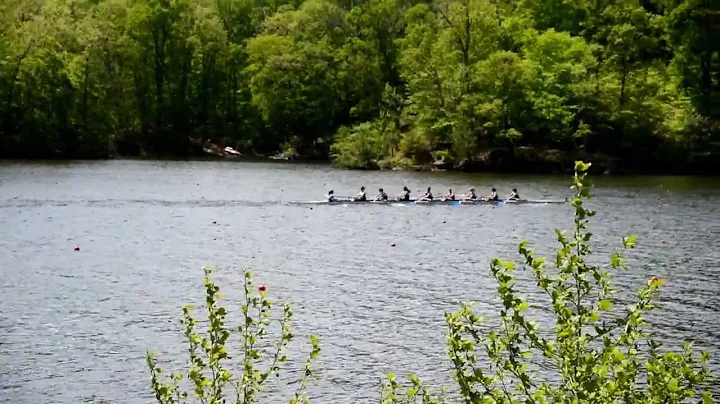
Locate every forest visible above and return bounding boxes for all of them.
[0,0,718,172]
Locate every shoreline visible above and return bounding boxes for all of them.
[3,154,720,176]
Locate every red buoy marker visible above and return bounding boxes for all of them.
[74,246,80,251]
[258,285,267,292]
[391,242,396,247]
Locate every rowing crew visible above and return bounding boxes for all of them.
[325,187,521,202]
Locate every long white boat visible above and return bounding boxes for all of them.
[291,198,568,206]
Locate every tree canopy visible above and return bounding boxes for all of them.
[0,0,718,172]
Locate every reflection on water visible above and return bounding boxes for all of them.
[1,160,719,403]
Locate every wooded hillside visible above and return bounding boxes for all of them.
[1,0,718,172]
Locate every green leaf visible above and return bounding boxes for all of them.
[613,350,625,361]
[575,161,591,172]
[517,302,529,312]
[598,300,612,311]
[623,234,638,248]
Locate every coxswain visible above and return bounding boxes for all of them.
[419,187,433,201]
[326,190,336,202]
[374,188,388,201]
[444,188,455,201]
[397,186,411,201]
[354,186,367,202]
[487,187,498,201]
[507,188,520,201]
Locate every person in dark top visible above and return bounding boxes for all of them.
[374,188,388,201]
[487,187,498,201]
[326,190,336,202]
[464,188,478,201]
[444,188,455,201]
[397,186,411,201]
[419,187,433,201]
[507,188,520,201]
[354,186,367,202]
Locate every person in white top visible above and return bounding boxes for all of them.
[374,188,388,201]
[486,187,498,201]
[353,186,367,202]
[419,187,433,202]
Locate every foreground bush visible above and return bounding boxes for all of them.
[381,161,717,403]
[148,161,716,403]
[146,270,320,404]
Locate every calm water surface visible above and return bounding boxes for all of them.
[1,160,719,403]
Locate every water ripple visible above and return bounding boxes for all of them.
[0,160,719,403]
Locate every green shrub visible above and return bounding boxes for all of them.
[398,128,434,164]
[381,161,717,403]
[330,121,388,169]
[146,269,320,404]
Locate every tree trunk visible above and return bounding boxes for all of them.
[153,25,167,136]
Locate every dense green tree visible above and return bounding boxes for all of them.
[0,0,717,172]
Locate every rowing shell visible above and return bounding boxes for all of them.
[290,198,568,206]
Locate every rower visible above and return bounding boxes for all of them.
[444,188,455,201]
[326,190,336,202]
[507,188,520,201]
[397,186,411,201]
[464,188,478,200]
[354,186,367,202]
[487,187,498,201]
[419,187,433,201]
[374,188,388,201]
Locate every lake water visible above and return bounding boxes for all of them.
[1,160,719,403]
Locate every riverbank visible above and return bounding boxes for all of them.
[6,150,719,176]
[416,146,720,175]
[5,139,719,175]
[187,144,720,175]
